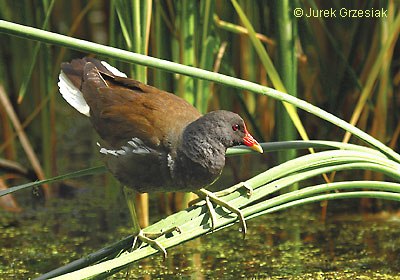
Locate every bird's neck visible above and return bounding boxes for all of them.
[181,126,226,169]
[172,129,226,189]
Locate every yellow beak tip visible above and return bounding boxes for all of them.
[252,143,263,153]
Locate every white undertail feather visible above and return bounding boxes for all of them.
[58,60,127,117]
[58,71,90,116]
[100,61,128,78]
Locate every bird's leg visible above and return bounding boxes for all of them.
[123,186,181,259]
[189,181,253,206]
[194,188,247,239]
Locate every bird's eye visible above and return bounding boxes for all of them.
[232,124,240,131]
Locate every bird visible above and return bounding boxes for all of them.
[58,57,263,257]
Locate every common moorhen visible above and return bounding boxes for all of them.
[58,57,263,256]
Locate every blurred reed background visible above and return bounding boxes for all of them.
[0,0,399,223]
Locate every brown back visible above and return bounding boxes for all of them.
[61,58,202,150]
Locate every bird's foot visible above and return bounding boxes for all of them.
[194,189,247,239]
[132,226,181,259]
[214,181,253,197]
[189,181,253,206]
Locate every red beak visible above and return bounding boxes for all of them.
[243,124,263,153]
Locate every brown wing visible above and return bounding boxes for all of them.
[62,58,202,149]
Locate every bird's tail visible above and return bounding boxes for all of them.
[58,57,127,117]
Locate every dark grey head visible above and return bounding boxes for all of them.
[173,110,262,190]
[183,110,250,150]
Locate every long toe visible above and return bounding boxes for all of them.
[195,189,247,238]
[143,226,182,239]
[137,230,168,259]
[214,181,253,198]
[133,226,181,259]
